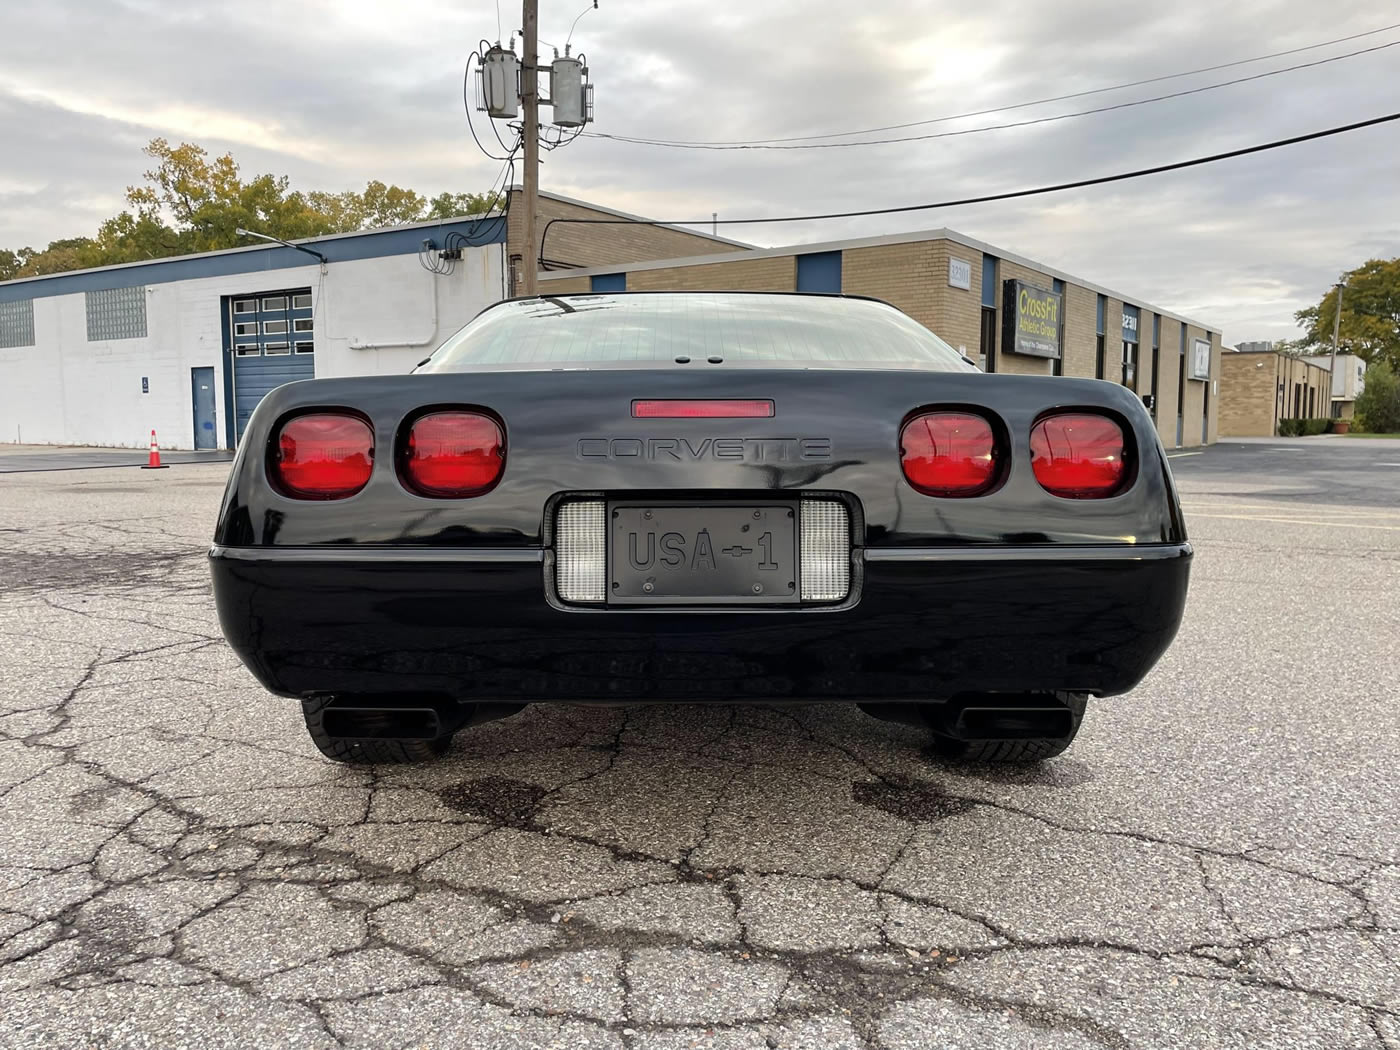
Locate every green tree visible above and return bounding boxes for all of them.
[425,190,503,219]
[1294,258,1400,373]
[1354,361,1400,434]
[3,139,500,279]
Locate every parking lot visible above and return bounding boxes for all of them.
[1,438,1397,1049]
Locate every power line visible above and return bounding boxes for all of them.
[587,22,1400,147]
[539,110,1400,265]
[584,39,1400,151]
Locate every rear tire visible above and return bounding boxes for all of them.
[925,692,1087,763]
[301,697,453,764]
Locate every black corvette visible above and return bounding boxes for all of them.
[210,292,1190,764]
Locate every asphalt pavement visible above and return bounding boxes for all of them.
[0,437,1397,1049]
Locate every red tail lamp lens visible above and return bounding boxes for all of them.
[1030,413,1128,498]
[402,411,504,497]
[900,412,999,497]
[274,413,374,500]
[632,399,774,418]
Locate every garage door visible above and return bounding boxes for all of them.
[230,289,315,442]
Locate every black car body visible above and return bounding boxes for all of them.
[210,292,1190,762]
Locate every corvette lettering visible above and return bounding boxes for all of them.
[577,437,832,462]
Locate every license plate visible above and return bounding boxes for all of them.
[609,502,798,605]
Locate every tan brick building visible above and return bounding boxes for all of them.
[503,190,750,295]
[1218,349,1333,437]
[536,228,1223,448]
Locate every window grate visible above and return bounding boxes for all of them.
[85,287,147,341]
[0,299,35,348]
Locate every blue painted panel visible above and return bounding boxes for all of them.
[0,217,506,304]
[1122,303,1140,344]
[590,272,626,292]
[234,353,315,440]
[191,367,217,450]
[981,256,999,307]
[796,252,842,294]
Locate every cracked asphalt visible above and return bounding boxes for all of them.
[1,438,1398,1049]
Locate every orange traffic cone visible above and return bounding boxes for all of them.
[141,429,168,470]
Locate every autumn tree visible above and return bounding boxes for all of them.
[1293,258,1400,373]
[3,139,502,279]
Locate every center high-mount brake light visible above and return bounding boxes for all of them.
[273,413,374,500]
[400,410,505,498]
[1030,412,1128,499]
[900,411,999,497]
[632,399,774,419]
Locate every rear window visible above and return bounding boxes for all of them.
[417,292,973,372]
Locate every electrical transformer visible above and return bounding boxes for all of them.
[550,55,585,127]
[481,44,519,119]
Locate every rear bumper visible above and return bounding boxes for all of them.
[210,543,1190,704]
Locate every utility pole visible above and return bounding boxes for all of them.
[1328,279,1345,411]
[520,0,540,296]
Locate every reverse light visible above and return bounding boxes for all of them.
[400,411,505,498]
[632,399,774,418]
[272,413,374,500]
[1030,412,1128,499]
[899,411,999,497]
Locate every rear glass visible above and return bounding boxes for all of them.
[417,292,972,371]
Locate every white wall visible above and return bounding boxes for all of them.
[0,244,504,450]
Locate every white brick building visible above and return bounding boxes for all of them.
[0,217,507,451]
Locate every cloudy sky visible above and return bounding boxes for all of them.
[2,0,1398,342]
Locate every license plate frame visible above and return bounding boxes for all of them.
[608,501,799,606]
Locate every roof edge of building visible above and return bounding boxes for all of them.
[527,187,756,250]
[537,225,1219,334]
[0,211,505,292]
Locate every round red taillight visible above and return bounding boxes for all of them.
[1030,412,1128,499]
[273,413,374,500]
[400,411,505,498]
[900,411,999,497]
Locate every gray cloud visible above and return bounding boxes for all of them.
[2,0,1398,341]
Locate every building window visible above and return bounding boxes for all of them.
[85,287,147,341]
[264,342,291,355]
[1095,294,1106,379]
[233,299,257,314]
[980,307,997,373]
[294,341,314,354]
[980,255,999,373]
[1122,341,1136,386]
[235,344,260,357]
[1149,315,1160,417]
[291,293,312,310]
[262,320,288,335]
[293,317,313,333]
[0,299,36,348]
[1307,387,1315,418]
[261,296,287,312]
[234,322,258,338]
[1051,278,1065,376]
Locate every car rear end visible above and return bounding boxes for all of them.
[209,292,1190,757]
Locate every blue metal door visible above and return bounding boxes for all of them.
[191,367,217,449]
[229,289,315,442]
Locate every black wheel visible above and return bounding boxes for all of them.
[300,697,454,764]
[925,692,1087,763]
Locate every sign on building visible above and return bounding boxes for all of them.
[948,257,972,290]
[1191,337,1211,380]
[1000,280,1062,358]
